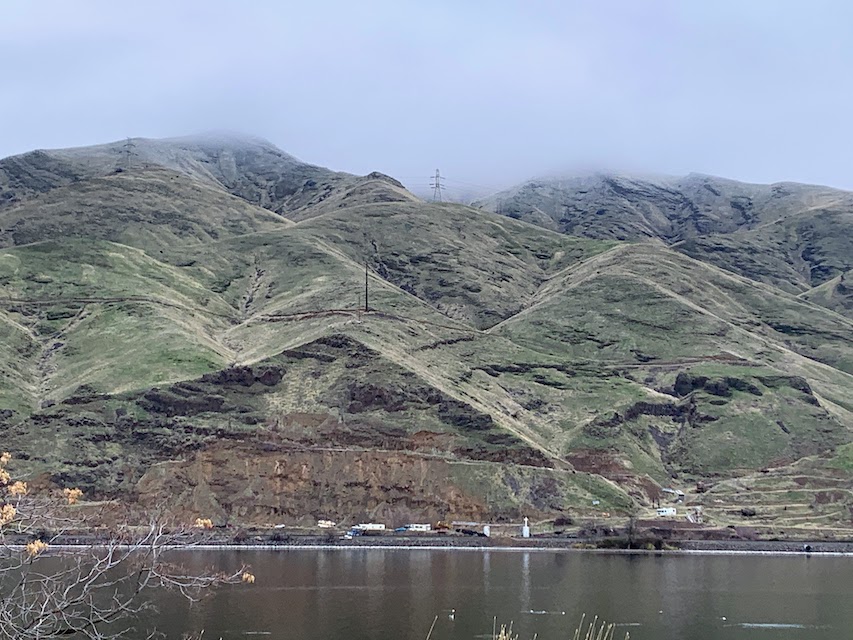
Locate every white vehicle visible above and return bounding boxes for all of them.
[656,507,677,517]
[354,523,385,531]
[406,523,431,532]
[317,519,337,528]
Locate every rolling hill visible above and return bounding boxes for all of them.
[476,173,853,299]
[1,135,851,532]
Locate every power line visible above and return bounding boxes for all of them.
[429,169,445,202]
[398,174,504,197]
[442,177,503,191]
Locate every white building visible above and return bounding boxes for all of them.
[317,519,336,528]
[656,507,677,517]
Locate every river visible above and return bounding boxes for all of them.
[146,549,851,639]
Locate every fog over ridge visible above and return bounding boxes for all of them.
[2,0,853,194]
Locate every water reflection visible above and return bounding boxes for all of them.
[144,550,853,640]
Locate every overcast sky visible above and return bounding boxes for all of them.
[2,0,853,194]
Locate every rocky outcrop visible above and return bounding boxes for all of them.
[134,442,591,525]
[672,372,763,398]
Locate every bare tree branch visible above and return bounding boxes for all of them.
[0,454,251,639]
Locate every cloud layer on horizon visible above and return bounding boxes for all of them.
[2,0,852,194]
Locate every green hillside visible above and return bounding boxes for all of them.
[801,270,853,319]
[477,173,853,304]
[676,208,853,294]
[1,135,852,530]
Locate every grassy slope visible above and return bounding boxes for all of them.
[1,197,850,488]
[0,135,417,222]
[0,239,236,406]
[494,244,853,374]
[0,309,37,414]
[476,173,849,243]
[297,201,616,328]
[675,208,853,293]
[0,139,852,523]
[800,270,853,319]
[489,243,853,477]
[0,167,290,252]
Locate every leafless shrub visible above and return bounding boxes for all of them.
[0,453,252,639]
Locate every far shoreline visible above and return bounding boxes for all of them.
[165,544,853,557]
[30,534,853,555]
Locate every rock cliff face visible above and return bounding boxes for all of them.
[135,443,620,526]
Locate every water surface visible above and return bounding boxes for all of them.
[149,549,852,639]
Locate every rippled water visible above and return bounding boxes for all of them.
[144,549,853,639]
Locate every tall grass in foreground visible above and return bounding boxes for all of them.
[425,614,628,640]
[570,614,629,640]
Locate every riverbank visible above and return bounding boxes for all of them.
[33,532,853,554]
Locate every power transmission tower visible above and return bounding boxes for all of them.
[121,138,137,169]
[430,169,444,202]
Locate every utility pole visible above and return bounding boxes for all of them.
[121,138,137,169]
[364,260,369,312]
[430,169,444,202]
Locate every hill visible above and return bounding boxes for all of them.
[0,135,852,533]
[476,173,853,300]
[676,208,853,295]
[0,133,415,221]
[475,173,847,240]
[801,270,853,319]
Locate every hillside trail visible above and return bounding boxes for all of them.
[32,306,91,406]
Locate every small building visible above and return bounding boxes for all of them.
[317,519,336,529]
[656,507,677,518]
[355,523,386,531]
[406,523,431,532]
